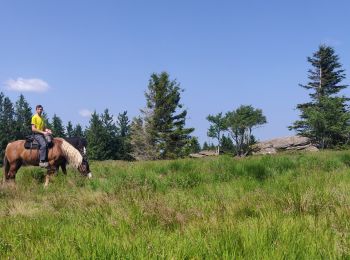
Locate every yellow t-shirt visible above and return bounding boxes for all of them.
[31,114,45,131]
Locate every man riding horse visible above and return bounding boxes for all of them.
[2,104,92,187]
[31,105,52,168]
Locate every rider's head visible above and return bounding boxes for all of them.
[36,105,43,115]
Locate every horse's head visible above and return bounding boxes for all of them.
[60,138,92,178]
[78,157,92,178]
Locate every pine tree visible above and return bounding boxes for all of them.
[221,135,236,155]
[0,94,15,162]
[130,116,158,161]
[85,111,111,160]
[202,141,209,150]
[182,136,201,155]
[116,111,133,160]
[41,112,52,130]
[13,95,31,139]
[143,72,194,159]
[290,45,350,148]
[66,121,74,137]
[100,109,118,159]
[51,114,66,137]
[72,124,84,137]
[13,94,32,140]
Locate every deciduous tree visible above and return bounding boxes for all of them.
[226,105,266,156]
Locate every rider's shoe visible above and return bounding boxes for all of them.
[39,161,49,168]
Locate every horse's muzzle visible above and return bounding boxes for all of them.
[87,172,92,179]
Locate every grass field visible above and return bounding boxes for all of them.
[1,151,350,258]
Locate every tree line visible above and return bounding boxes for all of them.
[0,72,201,163]
[0,44,349,162]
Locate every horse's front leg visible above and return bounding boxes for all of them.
[44,167,56,188]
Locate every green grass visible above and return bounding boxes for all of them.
[1,151,350,258]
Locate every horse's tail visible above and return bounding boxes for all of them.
[3,155,10,181]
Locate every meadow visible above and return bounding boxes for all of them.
[1,151,350,259]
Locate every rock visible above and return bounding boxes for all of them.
[189,150,218,158]
[252,136,318,155]
[189,153,206,158]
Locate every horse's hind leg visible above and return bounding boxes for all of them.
[3,162,19,186]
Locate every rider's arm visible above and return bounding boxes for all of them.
[32,124,46,135]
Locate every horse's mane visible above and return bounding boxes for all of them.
[59,138,83,168]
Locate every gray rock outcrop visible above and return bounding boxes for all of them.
[251,136,318,155]
[189,150,219,158]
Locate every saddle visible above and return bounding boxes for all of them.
[24,135,54,149]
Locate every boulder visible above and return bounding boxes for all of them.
[252,136,318,155]
[189,150,219,158]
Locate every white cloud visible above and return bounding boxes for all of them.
[79,109,92,117]
[5,78,50,92]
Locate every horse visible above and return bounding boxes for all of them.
[64,137,87,155]
[57,137,88,175]
[2,137,92,187]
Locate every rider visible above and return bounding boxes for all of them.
[31,105,53,168]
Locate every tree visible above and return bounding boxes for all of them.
[100,109,118,159]
[14,94,32,140]
[41,112,52,130]
[66,121,74,137]
[202,141,209,150]
[116,111,133,160]
[0,94,15,162]
[221,135,236,155]
[130,116,158,160]
[182,136,201,155]
[226,105,267,156]
[51,114,66,137]
[85,111,106,160]
[143,72,194,159]
[206,112,227,154]
[72,124,84,137]
[290,45,349,148]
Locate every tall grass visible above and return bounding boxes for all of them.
[1,151,350,258]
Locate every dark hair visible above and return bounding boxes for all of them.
[36,105,43,110]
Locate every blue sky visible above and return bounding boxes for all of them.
[1,0,349,144]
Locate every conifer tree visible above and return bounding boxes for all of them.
[86,111,114,160]
[290,45,350,148]
[221,135,236,155]
[182,136,201,155]
[143,72,194,159]
[130,116,158,161]
[66,121,74,137]
[0,94,15,161]
[116,111,133,160]
[100,109,118,159]
[51,114,66,137]
[72,124,84,137]
[202,141,209,150]
[41,112,52,130]
[14,94,32,139]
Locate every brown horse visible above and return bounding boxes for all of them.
[3,137,92,187]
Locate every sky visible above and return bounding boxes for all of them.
[1,0,350,145]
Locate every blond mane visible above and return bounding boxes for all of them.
[60,139,83,168]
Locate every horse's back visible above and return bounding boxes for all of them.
[5,140,26,160]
